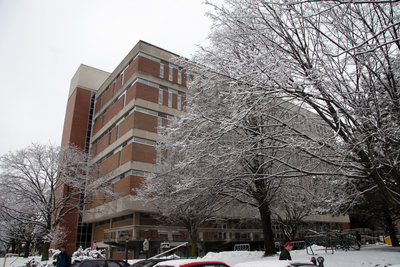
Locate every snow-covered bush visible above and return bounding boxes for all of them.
[47,246,106,266]
[22,258,42,267]
[71,246,106,263]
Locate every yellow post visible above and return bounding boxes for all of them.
[3,254,19,267]
[385,236,392,245]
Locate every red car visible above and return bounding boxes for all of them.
[154,259,230,267]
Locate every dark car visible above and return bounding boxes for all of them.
[291,256,324,267]
[72,259,130,267]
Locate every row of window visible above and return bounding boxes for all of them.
[96,51,152,101]
[159,60,187,85]
[94,213,134,227]
[158,86,184,110]
[94,76,184,124]
[95,51,189,122]
[91,104,172,159]
[109,169,148,185]
[97,132,157,165]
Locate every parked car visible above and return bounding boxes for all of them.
[234,256,324,267]
[131,259,173,267]
[71,259,130,267]
[154,259,230,267]
[290,256,324,267]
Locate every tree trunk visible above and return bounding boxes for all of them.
[258,202,276,256]
[23,240,31,258]
[11,239,16,253]
[41,242,50,261]
[42,214,52,261]
[189,232,198,257]
[383,209,399,247]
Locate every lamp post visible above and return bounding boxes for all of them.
[125,238,129,263]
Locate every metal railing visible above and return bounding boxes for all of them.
[149,242,189,259]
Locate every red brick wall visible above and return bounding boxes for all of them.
[126,82,158,105]
[58,212,78,253]
[340,222,351,230]
[120,143,135,166]
[103,97,124,126]
[115,74,123,94]
[134,112,157,133]
[136,83,158,103]
[92,117,103,136]
[114,176,144,196]
[58,87,93,252]
[114,176,134,197]
[94,98,102,118]
[99,153,120,177]
[111,252,133,260]
[124,58,139,83]
[109,127,118,146]
[130,175,144,194]
[102,86,114,108]
[172,94,177,109]
[93,222,110,243]
[162,91,168,106]
[61,87,92,149]
[112,218,133,228]
[138,56,159,77]
[120,142,156,165]
[119,112,135,137]
[126,83,137,105]
[132,143,156,164]
[96,133,110,156]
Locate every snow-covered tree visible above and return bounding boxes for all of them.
[0,143,110,260]
[142,60,352,256]
[0,182,45,257]
[138,136,230,257]
[272,174,358,241]
[197,0,400,209]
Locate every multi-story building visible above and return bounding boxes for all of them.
[59,63,110,254]
[60,41,350,259]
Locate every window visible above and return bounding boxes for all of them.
[156,149,161,164]
[158,117,162,131]
[133,137,156,146]
[178,95,182,110]
[178,70,182,84]
[169,66,173,81]
[159,88,163,105]
[168,91,172,108]
[160,63,164,78]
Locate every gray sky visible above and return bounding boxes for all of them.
[0,0,214,156]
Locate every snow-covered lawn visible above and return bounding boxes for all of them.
[202,244,400,267]
[2,244,400,267]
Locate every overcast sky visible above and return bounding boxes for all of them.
[0,0,215,156]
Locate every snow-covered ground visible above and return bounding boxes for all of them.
[202,244,400,267]
[2,244,400,267]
